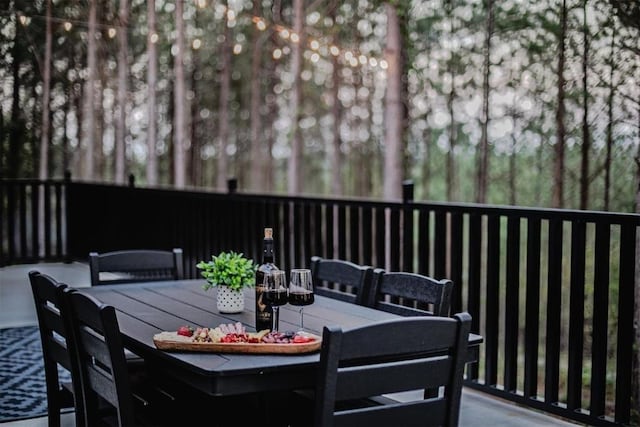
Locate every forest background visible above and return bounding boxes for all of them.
[0,0,639,211]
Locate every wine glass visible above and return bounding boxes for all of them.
[263,270,288,331]
[288,269,314,330]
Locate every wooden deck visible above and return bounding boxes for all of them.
[0,263,580,427]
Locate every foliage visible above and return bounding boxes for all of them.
[196,251,256,292]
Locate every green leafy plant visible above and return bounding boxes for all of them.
[196,251,257,292]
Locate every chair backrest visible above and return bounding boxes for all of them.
[315,313,471,427]
[63,289,135,427]
[28,271,85,427]
[89,248,184,286]
[368,269,453,317]
[310,256,374,306]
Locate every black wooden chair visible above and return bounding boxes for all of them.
[89,248,183,286]
[61,289,176,427]
[310,256,374,305]
[314,313,471,427]
[29,271,85,427]
[367,269,453,317]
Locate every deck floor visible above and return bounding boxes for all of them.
[0,262,580,426]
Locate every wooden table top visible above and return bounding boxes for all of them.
[83,279,481,397]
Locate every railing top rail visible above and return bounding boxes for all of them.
[11,179,639,225]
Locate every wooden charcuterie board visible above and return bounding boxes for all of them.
[153,332,322,354]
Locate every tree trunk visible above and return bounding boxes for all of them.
[216,2,232,190]
[579,0,591,210]
[383,3,404,201]
[173,0,187,188]
[114,0,129,184]
[634,103,640,425]
[287,0,305,195]
[8,12,23,179]
[476,0,493,204]
[263,0,282,193]
[446,0,457,202]
[604,29,615,211]
[39,0,52,181]
[81,0,97,181]
[509,133,517,206]
[422,124,432,200]
[249,0,266,192]
[552,0,567,208]
[37,0,53,257]
[146,0,158,186]
[330,3,343,196]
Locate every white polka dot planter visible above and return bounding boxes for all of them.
[217,286,245,313]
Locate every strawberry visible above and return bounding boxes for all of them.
[177,326,194,337]
[292,335,314,344]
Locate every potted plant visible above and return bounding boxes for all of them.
[196,251,257,313]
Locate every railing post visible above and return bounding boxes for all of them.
[402,180,414,272]
[227,178,238,194]
[128,174,135,187]
[402,180,414,204]
[64,170,72,263]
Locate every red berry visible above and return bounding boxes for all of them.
[177,326,193,337]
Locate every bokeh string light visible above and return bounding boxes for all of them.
[6,5,388,71]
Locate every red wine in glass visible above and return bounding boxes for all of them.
[289,269,313,330]
[264,289,288,306]
[288,290,314,306]
[264,271,287,331]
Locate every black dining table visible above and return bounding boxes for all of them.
[82,280,482,397]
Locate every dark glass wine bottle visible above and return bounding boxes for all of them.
[255,227,278,331]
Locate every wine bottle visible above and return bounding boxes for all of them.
[255,227,278,331]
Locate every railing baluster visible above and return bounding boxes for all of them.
[30,183,38,261]
[313,203,323,261]
[524,217,541,398]
[590,222,610,418]
[337,204,346,260]
[504,216,520,392]
[55,182,63,259]
[402,204,413,273]
[485,214,500,386]
[466,212,481,380]
[615,221,636,424]
[361,206,372,266]
[417,209,430,276]
[326,203,334,259]
[282,202,291,272]
[375,207,385,269]
[0,182,4,266]
[567,220,586,411]
[19,183,27,259]
[545,218,563,404]
[349,205,360,264]
[449,212,463,314]
[434,211,447,279]
[303,203,312,266]
[44,182,51,259]
[390,208,400,271]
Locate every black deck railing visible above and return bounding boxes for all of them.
[1,177,638,426]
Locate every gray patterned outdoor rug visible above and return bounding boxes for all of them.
[0,326,71,422]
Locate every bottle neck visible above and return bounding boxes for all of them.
[263,239,274,263]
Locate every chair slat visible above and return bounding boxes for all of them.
[334,396,447,427]
[336,356,452,400]
[89,248,183,286]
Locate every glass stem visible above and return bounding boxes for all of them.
[273,306,280,332]
[299,307,304,330]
